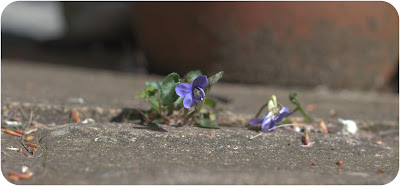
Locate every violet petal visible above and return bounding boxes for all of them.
[275,106,292,123]
[270,122,277,131]
[192,75,209,89]
[261,118,273,133]
[183,93,196,108]
[248,117,264,126]
[175,83,192,98]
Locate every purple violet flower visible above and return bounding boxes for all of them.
[175,75,209,109]
[249,106,292,133]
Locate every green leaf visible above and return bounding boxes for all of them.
[204,71,224,94]
[136,81,161,99]
[147,87,158,97]
[146,81,162,91]
[135,91,146,98]
[289,92,299,105]
[208,71,224,86]
[161,73,180,105]
[146,98,160,113]
[185,70,202,83]
[173,97,184,109]
[151,118,163,124]
[144,81,162,97]
[199,108,208,115]
[204,98,216,108]
[195,119,220,129]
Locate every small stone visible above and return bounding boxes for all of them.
[311,162,317,166]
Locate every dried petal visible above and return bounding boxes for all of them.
[8,174,19,181]
[8,170,33,180]
[21,151,29,157]
[26,143,38,148]
[72,111,81,123]
[2,129,23,137]
[24,136,34,142]
[25,128,38,134]
[375,141,383,145]
[337,160,343,166]
[320,120,328,134]
[304,131,310,145]
[32,148,37,153]
[14,130,24,135]
[378,169,384,173]
[10,117,21,121]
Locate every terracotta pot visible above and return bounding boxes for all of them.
[132,1,398,90]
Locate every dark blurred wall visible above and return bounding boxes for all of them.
[63,2,133,42]
[2,2,145,73]
[132,1,398,91]
[2,2,398,92]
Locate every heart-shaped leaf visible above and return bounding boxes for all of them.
[204,71,224,94]
[208,71,224,86]
[161,73,180,105]
[185,70,202,83]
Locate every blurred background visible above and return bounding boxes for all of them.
[2,1,399,92]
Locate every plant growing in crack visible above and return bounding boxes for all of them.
[135,70,224,129]
[249,93,312,139]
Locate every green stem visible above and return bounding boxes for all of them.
[156,91,169,121]
[255,102,269,118]
[289,92,312,122]
[183,108,189,124]
[297,107,311,122]
[185,97,206,124]
[167,104,174,115]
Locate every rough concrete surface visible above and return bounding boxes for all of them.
[1,60,399,184]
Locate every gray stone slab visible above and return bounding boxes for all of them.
[1,60,398,184]
[1,123,398,184]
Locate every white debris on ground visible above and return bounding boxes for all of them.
[67,97,85,104]
[82,118,95,124]
[6,147,20,151]
[22,166,33,176]
[294,126,301,132]
[338,118,358,135]
[4,120,22,126]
